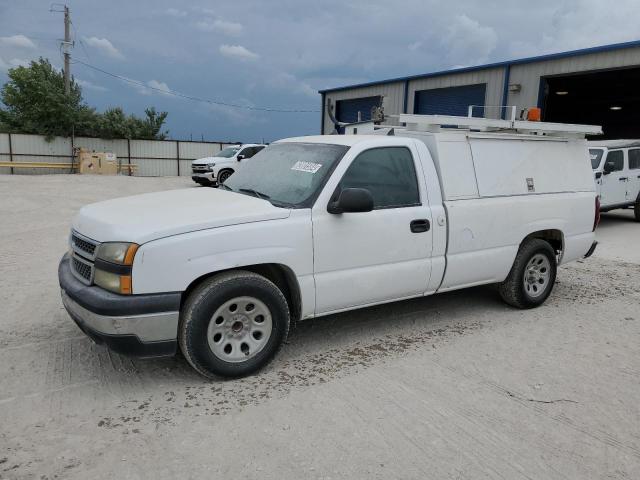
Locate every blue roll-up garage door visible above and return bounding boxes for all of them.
[414,84,486,117]
[336,96,382,123]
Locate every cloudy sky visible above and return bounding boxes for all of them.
[1,0,639,142]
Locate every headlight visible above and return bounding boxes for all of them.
[96,242,138,265]
[207,162,216,171]
[94,242,138,294]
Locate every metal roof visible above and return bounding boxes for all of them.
[318,39,640,94]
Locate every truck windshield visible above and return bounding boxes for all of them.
[589,149,604,169]
[222,142,349,208]
[215,146,241,158]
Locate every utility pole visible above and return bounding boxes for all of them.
[63,5,71,95]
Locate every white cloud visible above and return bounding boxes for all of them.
[197,19,243,36]
[443,15,497,67]
[76,79,108,92]
[219,44,258,61]
[261,71,317,98]
[121,77,172,96]
[0,57,30,72]
[165,8,187,17]
[83,36,124,60]
[147,79,171,95]
[0,35,36,49]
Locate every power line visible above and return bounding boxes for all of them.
[73,59,319,113]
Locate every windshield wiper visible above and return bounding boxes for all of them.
[218,183,233,191]
[238,188,271,200]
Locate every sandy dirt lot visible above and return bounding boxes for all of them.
[1,175,639,479]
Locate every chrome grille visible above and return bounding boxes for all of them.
[71,255,94,284]
[69,230,99,285]
[192,165,209,173]
[70,231,99,260]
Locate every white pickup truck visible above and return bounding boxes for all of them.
[191,143,266,186]
[59,115,600,378]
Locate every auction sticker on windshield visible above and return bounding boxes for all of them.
[291,161,322,173]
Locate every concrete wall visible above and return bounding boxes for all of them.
[0,133,238,176]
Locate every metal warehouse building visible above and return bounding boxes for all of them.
[319,40,640,139]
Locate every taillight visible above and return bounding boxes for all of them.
[593,196,601,231]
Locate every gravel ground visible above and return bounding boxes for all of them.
[0,174,639,480]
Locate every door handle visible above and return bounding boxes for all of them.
[410,219,430,233]
[619,177,628,181]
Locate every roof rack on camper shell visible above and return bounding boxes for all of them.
[339,106,603,139]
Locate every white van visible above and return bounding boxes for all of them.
[588,140,640,220]
[60,114,600,378]
[191,144,266,186]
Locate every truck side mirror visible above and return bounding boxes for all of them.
[328,188,374,214]
[603,161,615,175]
[237,154,245,161]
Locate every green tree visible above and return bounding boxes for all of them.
[0,57,169,140]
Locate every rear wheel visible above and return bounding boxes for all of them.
[179,271,290,379]
[499,239,557,309]
[634,199,640,222]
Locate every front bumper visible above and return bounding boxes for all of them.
[59,253,180,357]
[191,172,216,184]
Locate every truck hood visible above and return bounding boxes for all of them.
[192,157,216,165]
[73,188,291,244]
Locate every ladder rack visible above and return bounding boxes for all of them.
[396,113,602,137]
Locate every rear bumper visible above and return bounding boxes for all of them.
[59,253,180,357]
[584,241,598,259]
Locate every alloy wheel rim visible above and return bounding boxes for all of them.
[207,296,273,363]
[523,253,551,298]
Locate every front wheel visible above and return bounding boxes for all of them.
[498,239,557,309]
[217,169,233,184]
[179,271,290,378]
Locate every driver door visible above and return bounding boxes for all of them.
[311,144,433,314]
[600,150,627,206]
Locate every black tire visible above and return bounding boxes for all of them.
[634,200,640,222]
[179,271,290,379]
[498,239,557,309]
[217,169,233,184]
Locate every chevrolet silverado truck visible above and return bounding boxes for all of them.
[191,143,266,186]
[59,114,600,378]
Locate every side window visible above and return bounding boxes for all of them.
[338,147,420,209]
[239,148,254,158]
[629,149,640,170]
[254,146,266,155]
[606,150,624,172]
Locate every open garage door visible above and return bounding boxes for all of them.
[542,68,640,139]
[414,84,486,117]
[335,96,382,123]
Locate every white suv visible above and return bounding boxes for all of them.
[191,144,266,186]
[589,140,640,221]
